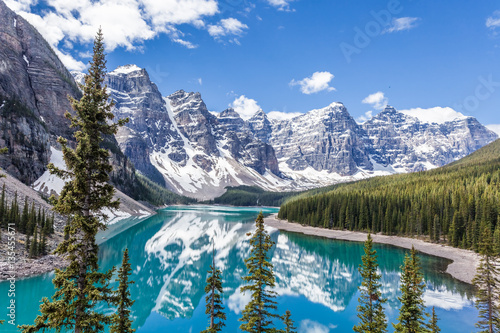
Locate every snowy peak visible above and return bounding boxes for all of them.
[111,64,143,75]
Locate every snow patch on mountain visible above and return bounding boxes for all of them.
[267,111,303,121]
[399,107,467,124]
[112,64,142,75]
[33,146,66,196]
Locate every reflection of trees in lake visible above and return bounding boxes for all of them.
[97,209,474,330]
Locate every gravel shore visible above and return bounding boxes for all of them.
[265,214,480,284]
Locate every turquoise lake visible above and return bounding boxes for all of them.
[0,206,478,332]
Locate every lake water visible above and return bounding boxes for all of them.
[1,206,478,332]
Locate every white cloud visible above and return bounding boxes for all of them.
[173,38,198,49]
[230,95,261,120]
[7,0,219,70]
[267,111,303,121]
[399,107,467,124]
[356,110,373,124]
[486,124,500,136]
[208,18,248,38]
[362,92,388,110]
[4,0,35,12]
[227,288,251,314]
[298,320,331,333]
[423,288,473,311]
[384,17,420,33]
[487,11,500,29]
[290,71,336,95]
[266,0,294,11]
[197,78,203,85]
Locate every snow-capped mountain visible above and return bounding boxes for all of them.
[105,66,288,200]
[90,64,498,199]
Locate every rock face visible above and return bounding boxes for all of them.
[269,102,372,176]
[100,64,498,198]
[0,1,147,204]
[362,106,499,172]
[0,0,79,183]
[105,67,284,199]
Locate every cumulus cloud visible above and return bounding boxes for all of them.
[362,92,388,110]
[6,0,219,70]
[267,111,303,121]
[298,320,331,333]
[399,107,466,124]
[356,110,373,124]
[384,17,420,33]
[266,0,295,11]
[290,71,336,95]
[208,18,248,39]
[227,288,251,314]
[487,11,500,29]
[230,95,261,120]
[486,124,500,136]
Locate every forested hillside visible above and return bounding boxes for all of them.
[278,139,500,252]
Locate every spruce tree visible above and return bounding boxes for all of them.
[110,249,135,333]
[282,310,297,333]
[428,307,440,333]
[20,198,29,234]
[20,29,127,333]
[29,226,38,258]
[472,227,500,333]
[393,246,428,333]
[353,234,387,333]
[239,212,280,333]
[0,183,5,226]
[201,246,226,333]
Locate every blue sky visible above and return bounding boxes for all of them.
[6,0,500,131]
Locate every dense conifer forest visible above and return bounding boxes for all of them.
[278,139,500,252]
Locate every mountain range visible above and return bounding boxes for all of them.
[77,64,497,199]
[0,0,497,201]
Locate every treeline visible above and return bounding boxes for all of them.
[134,172,196,206]
[0,184,55,258]
[279,139,500,252]
[209,185,301,207]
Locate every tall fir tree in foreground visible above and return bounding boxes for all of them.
[427,307,440,333]
[282,310,297,333]
[472,227,500,333]
[20,28,127,333]
[201,246,226,333]
[393,246,428,333]
[110,249,135,333]
[239,212,281,333]
[353,234,387,333]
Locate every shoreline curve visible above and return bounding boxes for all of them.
[264,214,479,284]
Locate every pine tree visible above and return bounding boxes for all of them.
[20,29,127,333]
[29,226,38,258]
[201,246,226,333]
[25,234,30,255]
[393,246,428,333]
[20,198,29,234]
[110,249,135,333]
[427,307,440,333]
[239,212,280,333]
[0,183,5,227]
[282,310,297,333]
[472,227,500,333]
[353,234,387,333]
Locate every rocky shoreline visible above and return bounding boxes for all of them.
[264,214,480,284]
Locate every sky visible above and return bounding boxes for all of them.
[4,0,500,132]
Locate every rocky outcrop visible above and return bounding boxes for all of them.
[363,106,499,172]
[269,102,372,176]
[0,0,79,183]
